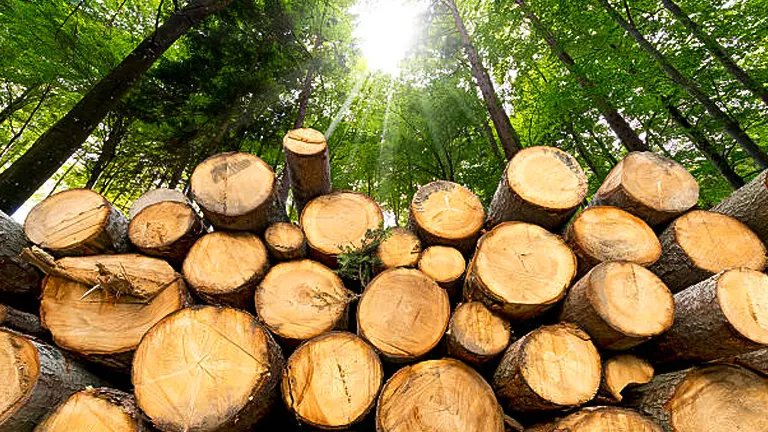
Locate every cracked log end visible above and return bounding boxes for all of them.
[264,222,307,262]
[447,301,511,365]
[36,388,151,432]
[376,227,421,270]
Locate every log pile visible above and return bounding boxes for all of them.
[2,144,768,432]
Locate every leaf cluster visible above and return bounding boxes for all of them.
[335,224,392,287]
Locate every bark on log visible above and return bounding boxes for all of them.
[35,388,151,432]
[418,245,465,300]
[487,146,588,230]
[128,188,189,218]
[528,406,662,432]
[375,227,421,270]
[598,355,654,404]
[283,128,332,214]
[264,222,307,262]
[446,301,512,366]
[0,211,41,311]
[0,305,48,340]
[712,169,768,245]
[734,348,768,376]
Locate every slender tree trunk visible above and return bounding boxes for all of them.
[0,0,232,214]
[85,113,128,189]
[0,83,53,162]
[566,121,601,176]
[587,126,618,165]
[598,0,768,169]
[481,121,505,166]
[0,84,39,126]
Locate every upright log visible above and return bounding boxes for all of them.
[418,245,465,299]
[0,211,41,310]
[528,406,662,432]
[712,169,768,244]
[35,388,151,432]
[264,222,306,261]
[446,301,512,365]
[375,227,421,269]
[283,128,332,213]
[599,355,654,403]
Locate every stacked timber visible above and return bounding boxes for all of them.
[375,226,421,269]
[0,211,41,311]
[282,128,332,213]
[35,388,151,432]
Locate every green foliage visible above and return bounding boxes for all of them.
[335,224,392,287]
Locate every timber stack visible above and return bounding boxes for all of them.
[1,127,767,432]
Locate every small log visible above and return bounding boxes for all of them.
[128,200,205,263]
[376,358,505,432]
[35,388,151,432]
[407,180,485,254]
[0,304,47,339]
[528,406,662,432]
[24,189,129,256]
[734,348,768,376]
[128,188,188,218]
[0,211,41,309]
[446,301,512,366]
[375,227,421,269]
[183,231,269,309]
[282,332,382,430]
[598,354,654,403]
[357,268,449,362]
[590,151,699,226]
[464,222,577,320]
[712,169,768,245]
[264,222,307,261]
[283,128,332,214]
[418,245,465,299]
[492,323,601,412]
[487,146,588,230]
[559,261,674,350]
[133,306,284,432]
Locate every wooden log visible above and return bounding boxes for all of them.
[40,275,189,370]
[464,222,577,320]
[190,152,285,231]
[590,151,699,226]
[712,169,768,245]
[528,406,662,432]
[133,306,284,432]
[487,146,588,231]
[283,128,332,213]
[264,222,307,261]
[183,231,269,309]
[357,268,449,362]
[375,227,421,269]
[24,189,129,256]
[623,364,768,431]
[128,197,205,263]
[0,329,107,431]
[0,304,48,340]
[255,260,355,344]
[418,245,465,299]
[376,358,505,432]
[559,261,674,350]
[492,323,601,412]
[301,191,384,267]
[649,210,766,292]
[638,268,768,366]
[0,211,41,309]
[734,348,768,376]
[564,206,661,275]
[598,354,654,403]
[446,301,512,366]
[35,388,151,432]
[407,180,485,254]
[282,332,382,430]
[128,188,189,218]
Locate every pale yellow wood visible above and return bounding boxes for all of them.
[0,331,39,425]
[410,181,484,242]
[283,128,327,156]
[602,355,654,402]
[129,201,198,249]
[264,222,306,261]
[717,268,768,345]
[376,227,421,269]
[541,407,662,431]
[35,390,138,432]
[418,245,465,283]
[506,146,587,210]
[447,302,511,365]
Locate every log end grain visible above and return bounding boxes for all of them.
[532,406,662,431]
[376,227,421,269]
[0,330,39,425]
[35,388,149,432]
[128,188,189,219]
[283,128,327,156]
[128,201,203,262]
[418,245,465,284]
[264,222,307,261]
[601,355,654,402]
[447,301,511,365]
[717,268,768,346]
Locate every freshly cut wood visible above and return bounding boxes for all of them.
[639,268,768,365]
[418,245,465,299]
[559,261,674,350]
[564,206,661,274]
[183,231,269,309]
[599,355,654,403]
[375,227,421,269]
[487,146,588,230]
[301,191,384,267]
[446,301,512,365]
[590,152,699,226]
[256,260,354,343]
[376,358,505,432]
[35,388,150,432]
[128,188,189,219]
[133,306,284,432]
[264,222,306,261]
[40,275,188,370]
[407,180,485,254]
[190,152,285,231]
[649,210,767,292]
[0,211,41,308]
[529,407,662,432]
[734,348,768,376]
[282,332,382,430]
[357,268,449,362]
[128,200,205,263]
[623,365,768,431]
[24,189,129,256]
[464,222,577,320]
[283,128,332,213]
[0,304,47,339]
[713,169,768,244]
[492,323,601,412]
[0,329,106,432]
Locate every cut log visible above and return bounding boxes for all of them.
[128,188,188,219]
[300,191,384,267]
[282,332,382,430]
[418,245,465,299]
[40,275,189,370]
[376,358,505,432]
[407,180,485,254]
[446,301,512,365]
[559,261,674,350]
[599,355,654,403]
[0,211,41,309]
[529,406,662,432]
[24,189,129,256]
[623,364,768,431]
[590,152,699,226]
[255,260,355,344]
[0,304,47,340]
[375,227,421,269]
[283,128,332,213]
[0,329,106,431]
[183,231,269,309]
[648,210,766,292]
[264,222,307,261]
[35,388,151,432]
[734,348,768,376]
[190,152,285,231]
[464,222,577,320]
[492,323,601,412]
[564,206,661,275]
[712,169,768,244]
[128,201,205,263]
[357,268,449,362]
[133,306,284,432]
[487,146,588,230]
[638,268,768,366]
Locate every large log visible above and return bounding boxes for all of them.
[464,222,577,320]
[649,210,766,292]
[590,152,699,226]
[446,301,512,366]
[281,332,382,430]
[376,358,505,432]
[0,304,48,340]
[598,354,654,403]
[264,222,307,262]
[528,406,662,432]
[375,226,421,270]
[712,169,768,244]
[128,188,188,218]
[0,211,41,309]
[133,306,284,432]
[418,245,465,299]
[35,388,151,432]
[559,261,674,350]
[283,128,332,214]
[487,146,588,230]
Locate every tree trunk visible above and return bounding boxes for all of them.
[568,123,601,176]
[598,355,654,403]
[0,84,53,163]
[85,112,129,190]
[446,301,512,366]
[282,128,332,214]
[375,226,421,270]
[711,169,768,245]
[0,304,48,340]
[263,222,307,262]
[0,84,39,126]
[36,388,152,432]
[0,211,42,311]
